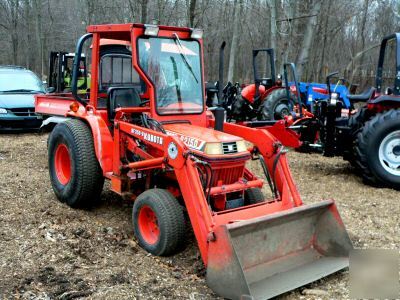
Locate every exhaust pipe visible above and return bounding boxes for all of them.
[214,41,226,131]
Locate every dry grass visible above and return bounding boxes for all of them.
[0,133,398,299]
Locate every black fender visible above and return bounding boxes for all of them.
[369,94,400,105]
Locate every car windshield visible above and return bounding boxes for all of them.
[138,37,203,115]
[0,71,45,93]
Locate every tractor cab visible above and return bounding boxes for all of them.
[70,24,208,129]
[68,25,251,166]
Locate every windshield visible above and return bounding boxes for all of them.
[0,71,45,93]
[138,37,203,115]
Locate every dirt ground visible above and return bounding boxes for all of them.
[0,132,399,300]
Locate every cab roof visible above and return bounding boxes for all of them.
[86,23,196,41]
[87,23,192,33]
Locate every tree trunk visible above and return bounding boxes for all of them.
[295,0,322,80]
[11,0,20,65]
[22,0,32,69]
[140,0,148,23]
[268,0,277,66]
[33,0,43,76]
[280,0,296,73]
[227,0,242,82]
[188,0,197,27]
[357,0,370,79]
[317,0,331,82]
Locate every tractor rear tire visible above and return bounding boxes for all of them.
[48,119,104,207]
[355,109,400,188]
[348,107,369,132]
[244,188,265,205]
[132,188,186,256]
[261,88,296,120]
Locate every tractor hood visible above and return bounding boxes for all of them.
[0,93,37,109]
[164,123,247,155]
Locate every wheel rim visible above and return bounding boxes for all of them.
[274,102,291,119]
[378,130,400,176]
[138,205,160,245]
[54,143,71,185]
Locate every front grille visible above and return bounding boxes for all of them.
[211,165,244,186]
[222,142,238,154]
[9,107,36,117]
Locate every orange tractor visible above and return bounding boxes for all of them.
[35,23,352,299]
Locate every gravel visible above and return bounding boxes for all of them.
[0,132,398,299]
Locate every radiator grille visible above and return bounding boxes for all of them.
[9,107,36,116]
[222,142,238,154]
[212,165,244,186]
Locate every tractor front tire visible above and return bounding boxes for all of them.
[244,188,265,205]
[48,119,104,207]
[355,109,400,188]
[132,189,186,256]
[261,88,296,120]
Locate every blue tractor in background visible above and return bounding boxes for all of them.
[289,81,352,110]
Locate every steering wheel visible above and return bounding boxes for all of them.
[139,100,150,107]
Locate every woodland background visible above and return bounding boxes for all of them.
[0,0,399,88]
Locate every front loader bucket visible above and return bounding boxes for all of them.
[206,200,353,300]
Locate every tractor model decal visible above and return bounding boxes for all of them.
[165,130,205,151]
[131,128,164,145]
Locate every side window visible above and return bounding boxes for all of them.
[100,54,141,91]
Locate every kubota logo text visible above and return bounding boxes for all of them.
[131,129,163,145]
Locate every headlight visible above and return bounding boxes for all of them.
[0,108,7,114]
[236,140,247,152]
[204,142,223,155]
[191,28,204,39]
[144,24,159,36]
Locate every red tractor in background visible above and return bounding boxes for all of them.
[208,46,296,123]
[35,23,352,299]
[281,33,400,189]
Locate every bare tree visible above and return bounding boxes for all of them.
[0,0,21,64]
[295,0,322,79]
[268,0,277,63]
[357,0,370,79]
[141,0,148,23]
[227,0,242,82]
[187,0,197,27]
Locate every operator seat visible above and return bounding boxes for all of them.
[107,86,141,122]
[347,87,375,102]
